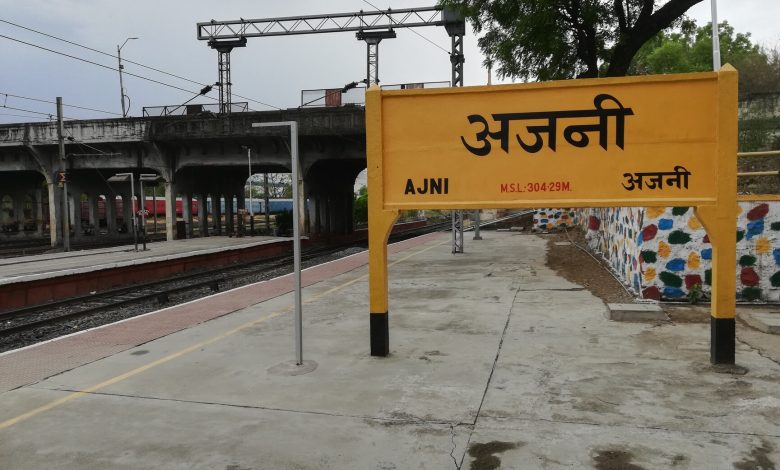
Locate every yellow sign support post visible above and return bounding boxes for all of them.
[367,66,738,364]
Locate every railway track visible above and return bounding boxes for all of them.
[0,220,452,349]
[0,244,348,337]
[0,213,530,352]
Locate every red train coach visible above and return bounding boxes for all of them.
[80,197,198,220]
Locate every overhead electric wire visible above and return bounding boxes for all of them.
[361,0,451,55]
[0,112,49,120]
[0,18,281,110]
[0,34,270,112]
[1,92,121,116]
[0,34,216,97]
[0,104,77,120]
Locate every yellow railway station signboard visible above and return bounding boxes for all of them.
[367,66,738,364]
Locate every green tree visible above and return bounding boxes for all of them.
[439,0,703,80]
[353,185,368,226]
[629,22,764,80]
[627,21,780,155]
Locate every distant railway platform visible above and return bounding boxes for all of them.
[0,235,289,311]
[0,231,778,469]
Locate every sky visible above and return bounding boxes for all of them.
[0,0,778,124]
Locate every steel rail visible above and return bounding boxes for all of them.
[0,221,453,339]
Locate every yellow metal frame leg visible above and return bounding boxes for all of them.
[368,209,399,356]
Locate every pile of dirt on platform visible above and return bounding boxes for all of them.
[544,229,635,304]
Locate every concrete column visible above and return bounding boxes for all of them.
[303,195,311,237]
[304,197,313,235]
[314,195,322,235]
[332,192,346,235]
[35,188,44,236]
[340,192,348,234]
[88,193,99,235]
[298,178,307,237]
[237,194,246,236]
[12,195,23,230]
[123,192,133,235]
[214,193,222,235]
[105,195,116,234]
[71,193,82,241]
[225,194,234,235]
[182,192,193,239]
[345,190,354,233]
[198,193,208,237]
[47,182,61,246]
[325,196,333,235]
[164,181,177,240]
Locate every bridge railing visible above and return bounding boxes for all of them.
[142,102,249,117]
[300,81,450,108]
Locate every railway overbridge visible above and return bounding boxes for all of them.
[0,106,365,245]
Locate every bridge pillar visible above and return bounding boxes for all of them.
[46,182,61,246]
[236,194,246,236]
[182,192,193,239]
[324,196,333,235]
[12,195,23,233]
[34,188,44,237]
[225,193,234,235]
[198,193,208,237]
[314,195,330,236]
[122,191,134,235]
[164,181,177,241]
[68,191,81,242]
[105,195,116,235]
[213,193,223,235]
[88,193,99,236]
[312,195,322,236]
[303,161,362,239]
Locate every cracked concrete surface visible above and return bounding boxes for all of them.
[0,232,778,469]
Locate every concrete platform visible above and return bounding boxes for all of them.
[0,232,778,469]
[0,236,292,311]
[0,236,286,284]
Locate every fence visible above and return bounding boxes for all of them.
[300,81,450,108]
[142,102,249,117]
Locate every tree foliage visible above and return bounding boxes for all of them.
[353,185,368,226]
[629,21,760,71]
[439,0,703,80]
[247,173,292,199]
[629,21,778,94]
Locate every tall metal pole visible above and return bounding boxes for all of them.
[130,173,138,251]
[117,38,137,118]
[449,28,465,253]
[247,147,254,234]
[252,121,303,365]
[117,45,126,118]
[290,121,302,366]
[152,185,158,234]
[264,173,270,231]
[710,0,721,71]
[140,179,147,250]
[57,97,70,252]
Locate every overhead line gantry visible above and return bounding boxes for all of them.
[197,5,467,253]
[197,6,465,110]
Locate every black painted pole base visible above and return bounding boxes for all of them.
[370,312,389,357]
[710,317,736,365]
